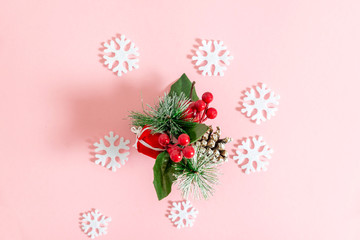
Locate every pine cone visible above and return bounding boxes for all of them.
[195,126,232,164]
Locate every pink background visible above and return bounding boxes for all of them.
[1,0,359,239]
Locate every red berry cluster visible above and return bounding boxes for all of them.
[184,92,217,123]
[158,133,195,162]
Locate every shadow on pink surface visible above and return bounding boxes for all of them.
[53,74,163,147]
[187,38,204,76]
[165,200,177,228]
[53,73,189,154]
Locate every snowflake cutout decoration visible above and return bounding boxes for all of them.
[103,35,139,77]
[241,83,280,124]
[93,131,130,172]
[233,136,273,174]
[192,40,233,76]
[168,200,199,229]
[80,209,111,239]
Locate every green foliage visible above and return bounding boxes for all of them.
[129,74,208,140]
[174,147,220,200]
[153,152,177,200]
[183,123,208,143]
[129,92,193,137]
[169,73,199,101]
[131,73,214,201]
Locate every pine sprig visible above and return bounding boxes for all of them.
[174,147,220,200]
[129,93,193,137]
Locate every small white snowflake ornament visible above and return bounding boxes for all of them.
[233,136,273,174]
[93,131,130,172]
[168,200,198,229]
[192,40,233,76]
[241,83,280,124]
[81,209,111,239]
[103,35,139,76]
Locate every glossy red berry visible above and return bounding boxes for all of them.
[158,133,170,146]
[188,102,196,109]
[206,108,217,119]
[183,146,195,159]
[194,100,206,112]
[167,146,174,154]
[183,105,194,120]
[178,134,190,146]
[202,92,213,103]
[167,145,178,155]
[192,113,200,122]
[170,149,183,162]
[183,102,198,120]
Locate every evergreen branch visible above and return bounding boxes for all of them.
[174,146,220,200]
[129,92,192,137]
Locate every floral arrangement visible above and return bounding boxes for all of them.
[129,74,232,200]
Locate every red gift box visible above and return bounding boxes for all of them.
[132,126,166,159]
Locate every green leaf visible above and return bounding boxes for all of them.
[153,152,176,200]
[169,73,199,101]
[183,123,209,143]
[174,119,198,129]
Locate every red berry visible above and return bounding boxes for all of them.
[183,105,194,120]
[194,100,206,112]
[206,108,217,119]
[158,133,170,146]
[202,92,213,103]
[188,102,196,109]
[183,102,199,120]
[167,146,174,154]
[190,113,199,122]
[167,145,178,154]
[170,149,183,162]
[183,146,195,159]
[178,134,190,146]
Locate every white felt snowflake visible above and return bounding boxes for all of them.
[93,131,130,172]
[233,136,273,174]
[103,35,139,76]
[241,83,280,124]
[192,40,233,76]
[168,200,199,229]
[81,209,111,239]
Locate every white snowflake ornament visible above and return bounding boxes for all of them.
[233,136,273,174]
[93,132,130,172]
[192,40,233,76]
[168,200,199,229]
[80,209,111,239]
[103,35,139,76]
[241,83,280,124]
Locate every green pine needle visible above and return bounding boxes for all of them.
[174,147,220,200]
[129,92,192,137]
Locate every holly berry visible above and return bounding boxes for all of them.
[158,133,170,146]
[183,106,194,119]
[188,102,196,110]
[194,100,206,112]
[183,102,196,120]
[178,134,190,146]
[183,146,195,159]
[167,145,178,155]
[167,146,174,154]
[206,108,217,119]
[170,149,183,162]
[193,113,201,122]
[202,92,213,103]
